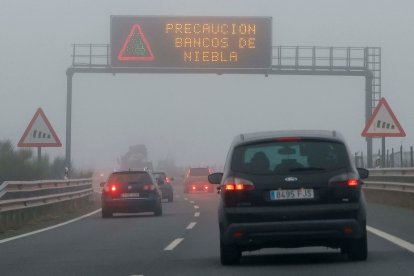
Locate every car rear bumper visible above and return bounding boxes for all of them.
[102,197,158,213]
[159,187,173,199]
[221,219,365,249]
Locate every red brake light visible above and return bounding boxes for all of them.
[223,178,254,191]
[143,184,155,191]
[277,137,301,142]
[111,185,117,192]
[347,179,358,186]
[192,186,196,190]
[166,176,170,184]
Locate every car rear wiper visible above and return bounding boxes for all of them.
[289,167,326,172]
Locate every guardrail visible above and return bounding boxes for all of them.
[364,168,414,209]
[0,179,94,232]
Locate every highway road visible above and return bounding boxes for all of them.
[1,189,414,276]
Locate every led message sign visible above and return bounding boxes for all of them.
[110,16,272,69]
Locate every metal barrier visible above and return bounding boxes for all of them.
[0,179,93,212]
[364,168,414,209]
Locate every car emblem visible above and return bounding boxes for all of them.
[128,185,132,190]
[285,177,298,182]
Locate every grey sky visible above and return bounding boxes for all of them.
[0,0,413,170]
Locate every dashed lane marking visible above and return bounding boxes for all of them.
[194,212,200,217]
[184,197,188,201]
[186,222,197,229]
[164,238,184,251]
[194,205,199,209]
[189,200,195,204]
[367,225,414,253]
[0,209,102,245]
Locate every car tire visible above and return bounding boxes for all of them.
[220,240,241,265]
[101,208,113,218]
[347,228,368,261]
[154,203,163,216]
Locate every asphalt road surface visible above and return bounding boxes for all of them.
[1,189,414,276]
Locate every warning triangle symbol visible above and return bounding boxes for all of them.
[118,23,155,61]
[18,108,62,147]
[361,98,406,137]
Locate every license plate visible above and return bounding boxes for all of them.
[121,193,140,198]
[270,189,314,200]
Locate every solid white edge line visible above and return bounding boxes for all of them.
[164,238,184,251]
[194,212,200,217]
[186,222,197,230]
[194,205,199,209]
[367,225,414,253]
[0,208,102,245]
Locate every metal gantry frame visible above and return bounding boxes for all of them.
[66,45,381,169]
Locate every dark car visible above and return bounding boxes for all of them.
[152,171,174,202]
[208,130,369,265]
[184,167,214,193]
[101,169,162,218]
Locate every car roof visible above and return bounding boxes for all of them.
[233,130,345,145]
[111,169,149,174]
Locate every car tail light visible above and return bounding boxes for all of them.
[329,176,359,187]
[104,183,118,193]
[223,177,254,191]
[166,176,171,184]
[347,179,358,187]
[204,185,209,190]
[143,184,156,191]
[192,186,196,190]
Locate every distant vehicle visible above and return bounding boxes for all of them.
[184,167,214,193]
[152,171,174,202]
[101,169,162,218]
[208,130,369,265]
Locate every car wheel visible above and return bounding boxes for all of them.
[154,203,163,216]
[347,228,368,261]
[220,239,241,265]
[101,207,113,218]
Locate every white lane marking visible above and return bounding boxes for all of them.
[0,209,101,245]
[175,195,180,198]
[186,222,197,230]
[184,197,188,201]
[189,200,195,204]
[164,238,184,251]
[194,212,200,217]
[367,225,414,253]
[194,205,199,209]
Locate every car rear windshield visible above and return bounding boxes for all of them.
[189,168,209,176]
[108,172,152,184]
[231,139,350,175]
[153,172,166,180]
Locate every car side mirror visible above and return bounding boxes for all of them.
[100,182,106,187]
[357,168,369,179]
[208,173,223,184]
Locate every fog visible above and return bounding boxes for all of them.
[1,0,413,170]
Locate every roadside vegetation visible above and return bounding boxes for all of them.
[0,140,92,183]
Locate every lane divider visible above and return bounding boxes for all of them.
[186,222,197,230]
[367,225,414,253]
[189,200,194,204]
[164,238,184,251]
[184,197,188,201]
[194,205,199,209]
[0,209,102,245]
[194,212,200,217]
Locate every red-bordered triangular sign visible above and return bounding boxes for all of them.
[18,108,62,147]
[118,23,155,61]
[361,97,406,137]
